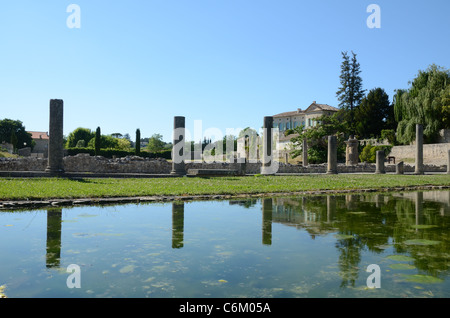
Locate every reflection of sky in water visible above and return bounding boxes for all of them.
[1,191,450,298]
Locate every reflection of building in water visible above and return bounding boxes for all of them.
[172,203,184,249]
[46,208,62,268]
[269,197,337,238]
[395,191,450,216]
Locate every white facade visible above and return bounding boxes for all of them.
[273,102,339,152]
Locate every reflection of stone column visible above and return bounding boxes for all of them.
[46,208,62,268]
[172,202,184,249]
[415,191,424,229]
[261,116,274,175]
[262,198,273,245]
[375,151,385,174]
[327,136,337,174]
[171,116,186,175]
[415,124,424,175]
[302,138,308,167]
[45,99,65,174]
[326,196,336,223]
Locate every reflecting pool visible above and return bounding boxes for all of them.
[1,190,450,298]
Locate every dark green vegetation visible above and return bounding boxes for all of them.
[1,174,449,201]
[0,119,33,152]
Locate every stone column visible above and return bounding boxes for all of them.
[345,136,359,166]
[327,135,337,174]
[261,116,274,175]
[302,138,308,167]
[415,124,424,175]
[45,99,65,174]
[171,116,186,175]
[375,150,385,174]
[447,149,450,175]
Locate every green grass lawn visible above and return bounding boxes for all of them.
[1,174,450,201]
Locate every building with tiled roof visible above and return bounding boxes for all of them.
[27,131,49,154]
[273,101,339,132]
[273,101,339,154]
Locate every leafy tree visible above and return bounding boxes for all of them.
[147,133,166,152]
[354,88,392,138]
[336,51,365,133]
[359,144,392,163]
[75,140,86,148]
[136,129,141,155]
[66,128,95,148]
[0,119,33,151]
[87,134,119,149]
[394,64,450,144]
[116,138,131,150]
[288,114,348,163]
[95,127,101,155]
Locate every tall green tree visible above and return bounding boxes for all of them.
[147,133,166,152]
[336,51,365,133]
[0,119,33,150]
[354,88,392,138]
[394,64,450,144]
[95,127,101,155]
[66,128,95,148]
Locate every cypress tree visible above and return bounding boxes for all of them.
[135,128,141,155]
[95,127,101,155]
[336,51,365,134]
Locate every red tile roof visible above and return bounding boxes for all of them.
[28,131,49,140]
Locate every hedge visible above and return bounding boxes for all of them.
[66,147,172,159]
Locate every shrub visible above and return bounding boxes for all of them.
[66,147,172,159]
[359,144,392,163]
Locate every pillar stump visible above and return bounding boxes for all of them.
[415,124,424,175]
[45,99,65,174]
[171,116,186,175]
[302,138,308,167]
[447,150,450,175]
[375,150,385,174]
[396,161,404,175]
[327,135,338,174]
[345,136,359,166]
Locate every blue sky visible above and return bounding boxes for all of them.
[0,0,449,143]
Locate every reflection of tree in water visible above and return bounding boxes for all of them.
[335,236,362,288]
[390,192,450,278]
[272,191,450,288]
[229,199,258,209]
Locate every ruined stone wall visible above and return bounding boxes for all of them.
[390,143,450,166]
[0,154,447,174]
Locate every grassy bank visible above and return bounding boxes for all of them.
[1,174,450,201]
